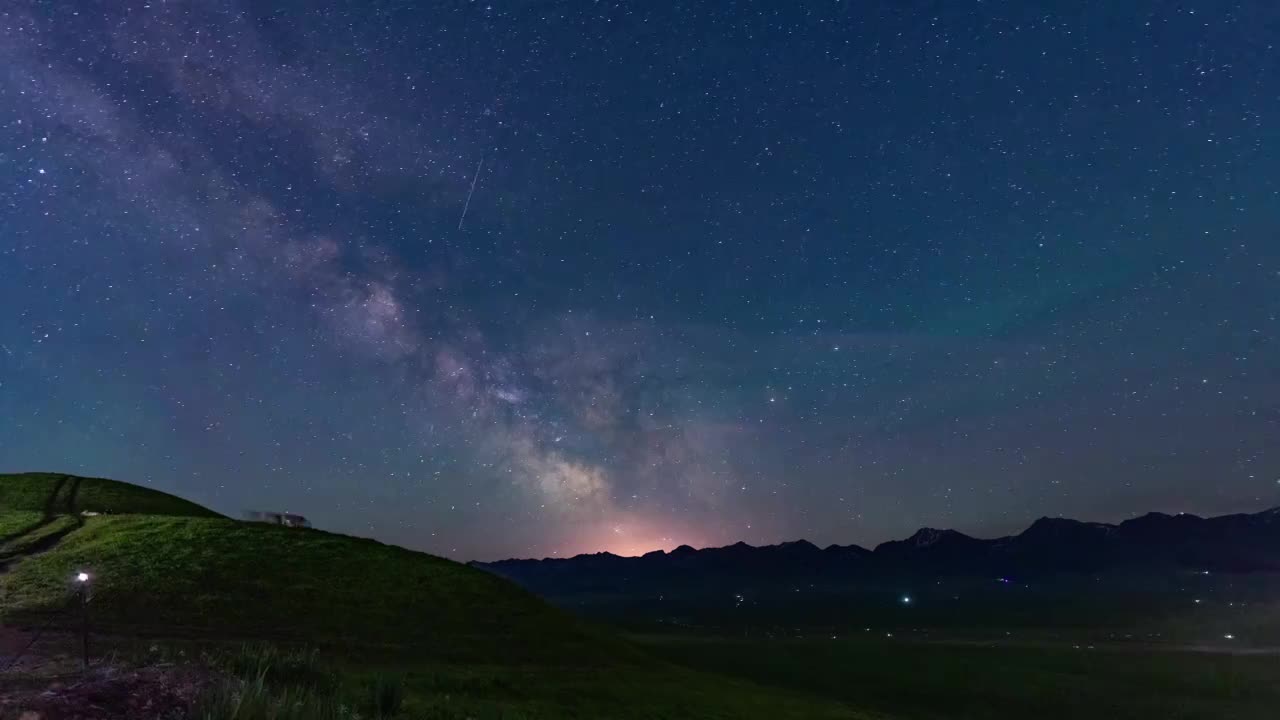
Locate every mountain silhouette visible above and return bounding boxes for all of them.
[473,506,1280,596]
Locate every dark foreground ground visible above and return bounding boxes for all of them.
[3,630,872,720]
[634,633,1280,720]
[6,630,1275,720]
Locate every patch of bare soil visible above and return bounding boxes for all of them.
[1,655,212,720]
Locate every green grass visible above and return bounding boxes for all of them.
[635,634,1280,720]
[177,643,867,720]
[0,474,65,511]
[0,472,220,517]
[190,644,365,720]
[192,677,359,720]
[0,510,43,540]
[0,514,616,663]
[396,663,870,719]
[0,514,78,556]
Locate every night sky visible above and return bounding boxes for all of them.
[1,1,1277,560]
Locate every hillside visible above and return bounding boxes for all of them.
[0,473,612,663]
[0,472,869,718]
[0,472,220,519]
[1,514,620,663]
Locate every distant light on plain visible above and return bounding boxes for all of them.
[900,594,912,605]
[1223,633,1235,640]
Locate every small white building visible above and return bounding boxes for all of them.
[245,510,311,528]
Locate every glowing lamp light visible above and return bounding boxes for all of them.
[900,594,913,605]
[75,571,90,583]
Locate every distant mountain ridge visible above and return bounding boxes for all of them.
[473,506,1280,595]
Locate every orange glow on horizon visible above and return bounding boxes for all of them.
[553,514,712,558]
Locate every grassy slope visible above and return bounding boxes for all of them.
[0,474,63,510]
[0,472,220,518]
[0,515,78,556]
[0,517,870,718]
[637,634,1280,720]
[3,474,607,662]
[1,515,618,664]
[0,511,43,539]
[0,473,872,718]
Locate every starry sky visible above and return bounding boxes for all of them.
[1,1,1277,560]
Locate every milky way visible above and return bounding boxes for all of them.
[1,1,1277,560]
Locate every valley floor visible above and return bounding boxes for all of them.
[633,632,1280,720]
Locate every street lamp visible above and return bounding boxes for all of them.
[74,570,92,668]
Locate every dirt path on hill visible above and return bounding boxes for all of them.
[1,475,89,670]
[0,475,85,573]
[0,475,68,549]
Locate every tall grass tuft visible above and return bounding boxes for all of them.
[222,644,339,696]
[192,644,364,720]
[365,672,405,718]
[191,675,359,720]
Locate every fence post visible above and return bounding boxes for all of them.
[74,571,91,669]
[80,587,90,668]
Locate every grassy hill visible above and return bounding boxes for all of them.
[1,473,601,661]
[0,511,43,539]
[0,472,220,519]
[2,514,618,664]
[0,473,869,718]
